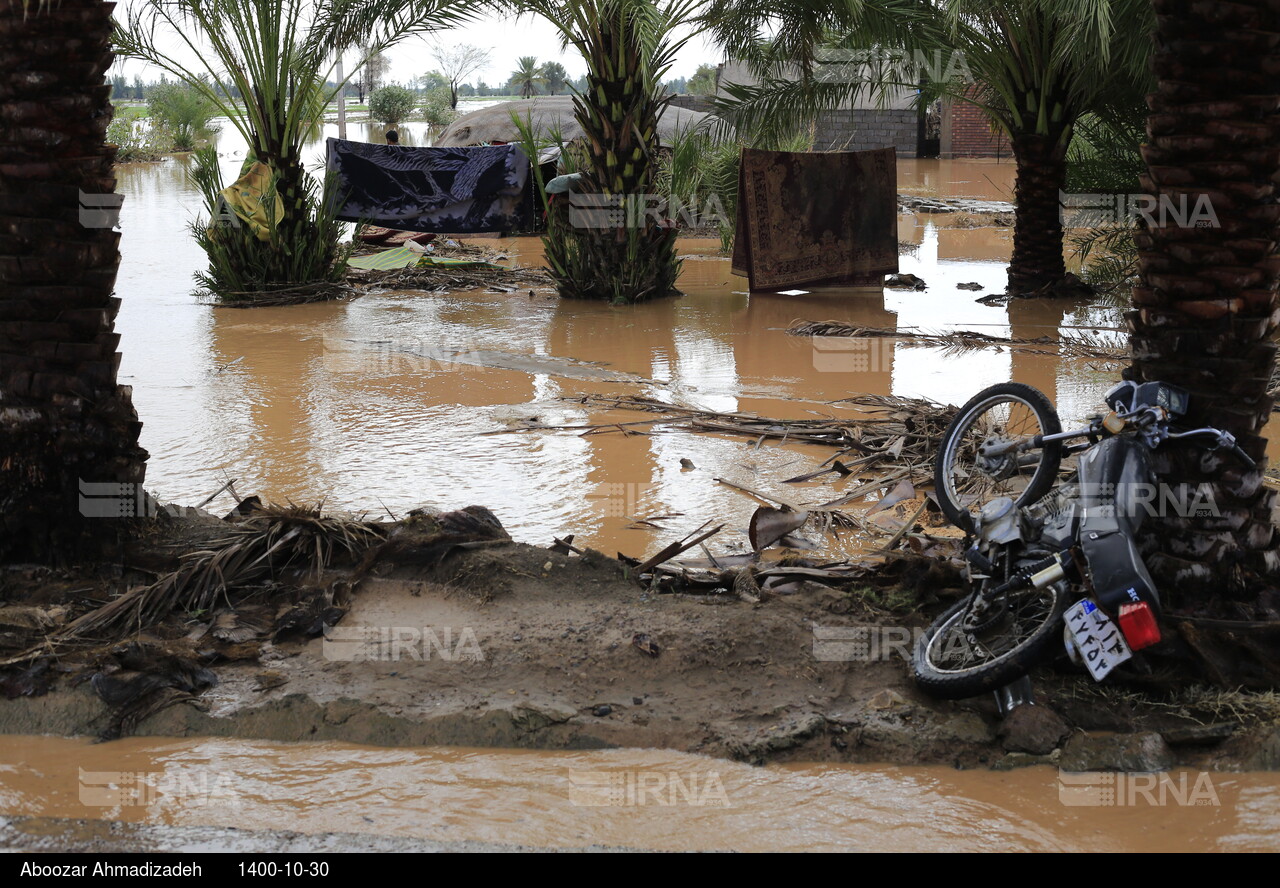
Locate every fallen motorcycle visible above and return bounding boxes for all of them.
[911,379,1254,699]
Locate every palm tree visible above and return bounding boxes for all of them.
[115,0,473,302]
[1126,0,1280,612]
[0,0,147,560]
[705,0,1154,296]
[511,56,547,98]
[507,0,701,303]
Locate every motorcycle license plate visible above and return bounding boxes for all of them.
[1064,599,1133,681]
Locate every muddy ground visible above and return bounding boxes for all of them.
[2,513,1279,773]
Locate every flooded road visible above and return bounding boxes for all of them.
[112,129,1138,556]
[2,736,1277,852]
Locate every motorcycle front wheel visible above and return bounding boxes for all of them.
[933,382,1063,532]
[911,582,1070,700]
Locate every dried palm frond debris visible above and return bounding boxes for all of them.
[215,280,355,307]
[787,320,1126,362]
[524,394,970,592]
[541,393,960,468]
[2,506,386,665]
[351,262,554,294]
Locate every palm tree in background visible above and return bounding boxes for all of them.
[1125,0,1280,619]
[510,56,547,97]
[0,0,147,560]
[505,0,700,303]
[115,0,474,302]
[705,0,1154,296]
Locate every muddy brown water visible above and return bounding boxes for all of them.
[85,131,1280,854]
[113,127,1157,559]
[0,736,1277,851]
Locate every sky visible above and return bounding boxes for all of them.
[109,6,728,88]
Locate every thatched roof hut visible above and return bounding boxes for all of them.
[434,96,712,148]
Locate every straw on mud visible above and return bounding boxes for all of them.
[355,263,554,293]
[1,506,386,664]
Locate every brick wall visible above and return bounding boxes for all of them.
[813,109,917,156]
[943,99,1011,158]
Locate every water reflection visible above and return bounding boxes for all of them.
[113,139,1150,554]
[1,735,1276,853]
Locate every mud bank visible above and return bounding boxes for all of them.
[2,536,1278,771]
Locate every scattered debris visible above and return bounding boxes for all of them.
[787,320,1126,361]
[885,273,927,290]
[631,633,660,658]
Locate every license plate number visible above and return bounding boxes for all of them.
[1065,599,1133,681]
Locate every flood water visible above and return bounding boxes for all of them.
[2,736,1277,852]
[113,125,1139,558]
[13,127,1276,856]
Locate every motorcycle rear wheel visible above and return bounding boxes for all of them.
[911,583,1070,700]
[933,382,1063,533]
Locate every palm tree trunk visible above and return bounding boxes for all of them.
[1127,0,1280,608]
[1008,133,1068,296]
[543,1,680,304]
[0,0,148,560]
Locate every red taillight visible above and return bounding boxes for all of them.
[1119,602,1161,650]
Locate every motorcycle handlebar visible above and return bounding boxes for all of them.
[1166,428,1256,468]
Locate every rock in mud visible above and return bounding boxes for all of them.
[1059,731,1175,773]
[998,704,1070,755]
[1225,724,1280,770]
[591,704,612,718]
[867,689,906,711]
[723,713,827,763]
[885,273,927,290]
[991,750,1061,771]
[1160,722,1237,747]
[511,702,577,734]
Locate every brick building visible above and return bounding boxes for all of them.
[939,98,1011,159]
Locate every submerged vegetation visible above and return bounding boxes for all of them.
[369,84,417,126]
[106,113,175,162]
[509,0,701,304]
[115,0,471,303]
[146,82,221,151]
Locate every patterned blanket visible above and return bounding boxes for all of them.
[326,139,531,233]
[731,147,899,290]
